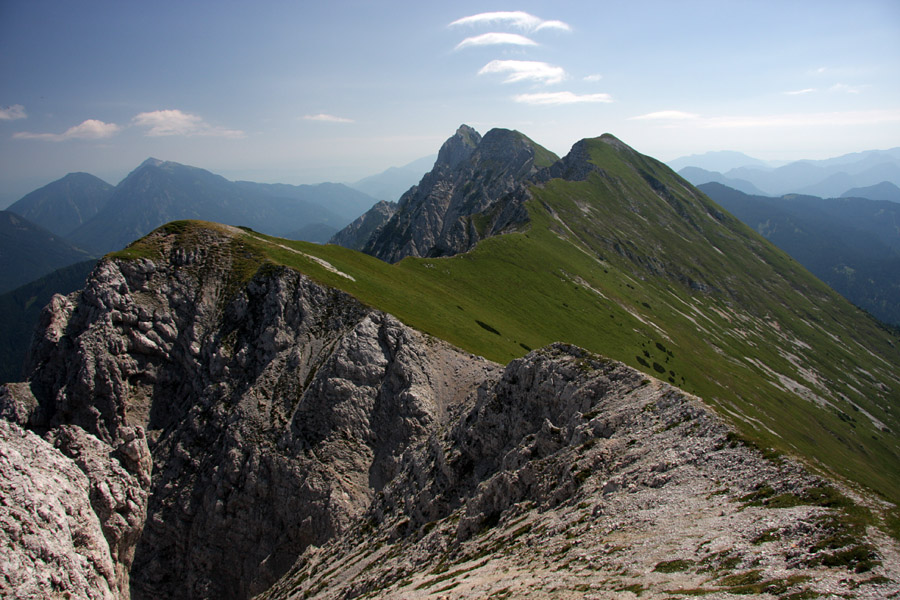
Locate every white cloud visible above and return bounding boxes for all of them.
[583,74,603,83]
[784,88,817,95]
[513,91,613,105]
[303,113,354,123]
[132,109,244,137]
[455,33,538,50]
[0,104,26,120]
[630,110,700,120]
[13,119,120,141]
[479,60,566,85]
[535,20,571,32]
[449,11,571,32]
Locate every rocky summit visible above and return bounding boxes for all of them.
[346,125,558,263]
[1,126,899,599]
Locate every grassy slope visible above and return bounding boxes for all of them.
[113,137,900,528]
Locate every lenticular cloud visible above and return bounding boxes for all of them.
[450,11,571,32]
[455,33,538,50]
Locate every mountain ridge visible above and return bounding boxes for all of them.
[2,127,899,599]
[677,147,900,198]
[64,159,377,254]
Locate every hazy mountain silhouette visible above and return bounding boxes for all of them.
[7,172,113,236]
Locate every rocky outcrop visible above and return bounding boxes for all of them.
[357,125,556,263]
[328,199,397,251]
[533,138,603,183]
[3,223,498,599]
[261,344,900,599]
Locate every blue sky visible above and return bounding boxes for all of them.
[1,0,898,205]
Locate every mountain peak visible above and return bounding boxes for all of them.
[353,125,559,262]
[434,124,482,171]
[138,157,167,169]
[598,132,637,154]
[6,171,114,238]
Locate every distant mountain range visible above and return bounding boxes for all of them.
[842,181,900,202]
[699,182,900,326]
[673,147,900,199]
[348,154,435,201]
[62,159,378,254]
[3,158,380,265]
[666,150,775,173]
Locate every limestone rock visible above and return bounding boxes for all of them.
[8,224,499,599]
[359,126,551,263]
[259,344,900,599]
[0,419,135,599]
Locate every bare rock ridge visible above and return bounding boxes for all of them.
[344,125,558,263]
[1,221,897,599]
[262,344,900,599]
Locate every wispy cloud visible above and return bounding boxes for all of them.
[630,110,699,120]
[829,83,864,94]
[132,109,244,137]
[631,109,900,128]
[514,91,613,105]
[455,33,538,50]
[0,104,27,120]
[784,88,817,96]
[303,113,354,123]
[13,119,120,141]
[450,11,571,32]
[583,74,603,83]
[479,60,566,85]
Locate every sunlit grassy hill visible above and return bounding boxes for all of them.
[113,133,900,530]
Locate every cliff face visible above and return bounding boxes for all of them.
[357,125,555,263]
[5,223,498,599]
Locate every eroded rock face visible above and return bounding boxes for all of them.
[359,126,546,263]
[6,224,499,600]
[259,344,900,600]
